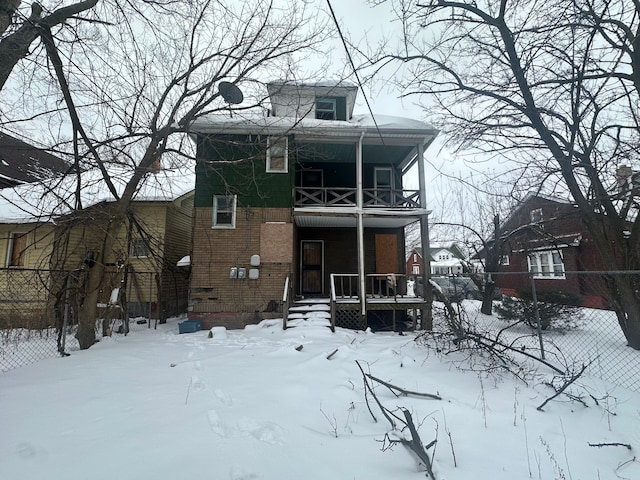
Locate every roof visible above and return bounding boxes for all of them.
[189,112,438,144]
[501,191,574,229]
[0,132,71,188]
[0,165,194,224]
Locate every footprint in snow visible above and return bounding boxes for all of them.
[229,465,259,479]
[214,388,233,406]
[237,417,284,445]
[207,409,228,437]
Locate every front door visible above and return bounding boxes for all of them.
[374,167,393,205]
[301,240,323,295]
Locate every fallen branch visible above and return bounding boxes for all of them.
[588,442,632,450]
[537,363,588,411]
[326,348,338,360]
[365,374,441,400]
[389,409,436,480]
[469,332,565,375]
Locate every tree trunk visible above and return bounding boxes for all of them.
[608,275,640,350]
[0,0,97,90]
[75,211,126,349]
[480,281,497,315]
[481,214,502,316]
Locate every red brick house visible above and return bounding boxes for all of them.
[497,193,610,308]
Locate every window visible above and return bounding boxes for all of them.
[7,232,27,267]
[530,207,543,223]
[266,136,288,173]
[213,194,236,228]
[527,250,565,278]
[132,239,150,258]
[412,264,420,275]
[500,255,510,266]
[315,97,336,120]
[374,167,393,205]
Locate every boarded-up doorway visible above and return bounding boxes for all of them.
[301,240,323,295]
[375,234,398,274]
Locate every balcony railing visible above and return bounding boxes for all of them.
[294,187,420,208]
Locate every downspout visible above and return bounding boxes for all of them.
[417,140,433,329]
[356,132,366,317]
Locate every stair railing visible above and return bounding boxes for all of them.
[282,274,291,329]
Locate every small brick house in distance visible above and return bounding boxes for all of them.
[187,80,438,329]
[497,192,610,308]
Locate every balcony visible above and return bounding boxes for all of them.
[294,187,420,208]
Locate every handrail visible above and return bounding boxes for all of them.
[282,274,291,329]
[294,187,420,208]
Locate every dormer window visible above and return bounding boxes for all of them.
[315,97,337,120]
[530,207,543,223]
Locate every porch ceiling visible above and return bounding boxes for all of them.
[293,210,422,228]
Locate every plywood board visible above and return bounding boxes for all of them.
[260,223,293,263]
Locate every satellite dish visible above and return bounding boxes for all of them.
[219,81,244,105]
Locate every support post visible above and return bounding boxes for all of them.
[356,132,366,320]
[416,141,432,329]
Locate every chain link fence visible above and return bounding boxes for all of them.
[0,268,172,372]
[431,270,640,392]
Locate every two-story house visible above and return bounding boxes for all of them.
[406,243,467,277]
[497,192,610,308]
[187,80,438,331]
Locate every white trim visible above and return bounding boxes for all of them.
[527,250,566,279]
[212,194,237,229]
[266,136,288,173]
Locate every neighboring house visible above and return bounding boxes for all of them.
[0,131,70,188]
[406,244,467,277]
[407,247,425,276]
[0,167,194,327]
[496,192,609,308]
[430,243,467,275]
[188,80,438,330]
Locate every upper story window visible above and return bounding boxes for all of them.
[315,97,337,120]
[266,136,288,173]
[212,194,237,229]
[7,231,27,267]
[132,239,150,258]
[530,207,543,223]
[527,250,565,278]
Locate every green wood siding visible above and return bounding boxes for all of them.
[195,134,293,208]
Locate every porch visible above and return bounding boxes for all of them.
[282,273,429,332]
[294,187,421,209]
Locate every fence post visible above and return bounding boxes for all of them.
[59,273,72,355]
[148,272,153,328]
[529,272,545,360]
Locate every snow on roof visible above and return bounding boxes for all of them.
[190,111,437,138]
[0,165,194,224]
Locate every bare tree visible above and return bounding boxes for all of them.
[0,1,99,89]
[364,0,640,349]
[2,0,331,348]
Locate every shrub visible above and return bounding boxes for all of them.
[495,290,583,330]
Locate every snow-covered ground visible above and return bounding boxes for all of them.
[1,312,639,480]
